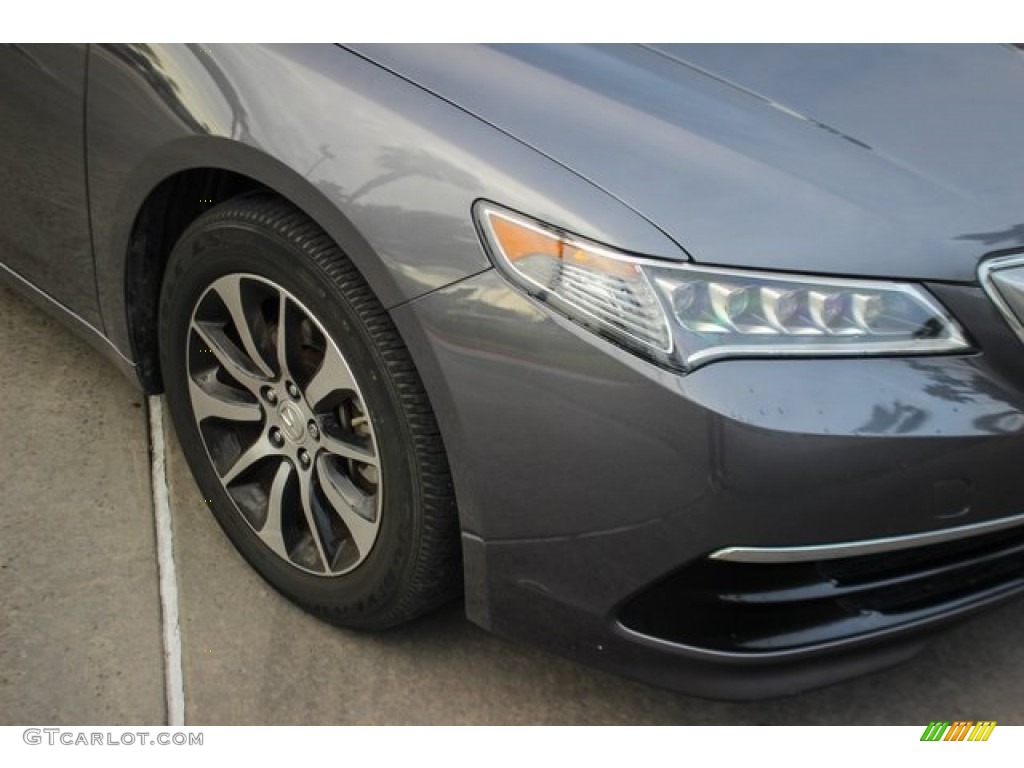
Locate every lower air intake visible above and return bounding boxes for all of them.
[618,523,1024,653]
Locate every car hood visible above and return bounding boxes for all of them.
[352,44,1024,283]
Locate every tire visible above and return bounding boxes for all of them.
[158,194,461,629]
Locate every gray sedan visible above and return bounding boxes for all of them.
[2,43,1024,699]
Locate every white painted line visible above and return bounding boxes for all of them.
[147,396,186,726]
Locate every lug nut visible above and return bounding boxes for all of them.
[307,421,320,440]
[286,381,301,400]
[268,427,284,447]
[298,448,311,469]
[263,387,278,405]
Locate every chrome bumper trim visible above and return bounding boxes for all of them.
[710,512,1024,563]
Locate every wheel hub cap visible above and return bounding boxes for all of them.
[278,401,306,443]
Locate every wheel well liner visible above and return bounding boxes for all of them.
[124,168,270,392]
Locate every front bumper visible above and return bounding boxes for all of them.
[391,271,1024,699]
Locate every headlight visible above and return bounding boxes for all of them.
[475,202,971,371]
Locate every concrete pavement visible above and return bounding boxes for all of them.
[3,279,1024,724]
[0,282,164,724]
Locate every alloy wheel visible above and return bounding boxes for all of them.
[185,273,382,576]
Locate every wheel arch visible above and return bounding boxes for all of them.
[105,138,407,393]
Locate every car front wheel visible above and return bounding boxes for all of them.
[158,195,460,629]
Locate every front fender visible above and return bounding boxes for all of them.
[86,43,686,360]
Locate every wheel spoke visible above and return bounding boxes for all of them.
[192,322,267,397]
[189,375,263,424]
[305,342,357,409]
[299,468,331,572]
[213,276,275,378]
[274,290,292,382]
[256,460,293,561]
[317,458,378,558]
[221,437,275,485]
[320,432,377,466]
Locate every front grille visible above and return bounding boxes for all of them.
[618,523,1024,653]
[980,254,1024,347]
